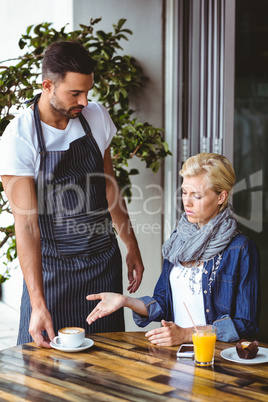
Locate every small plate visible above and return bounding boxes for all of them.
[220,347,268,364]
[50,338,94,353]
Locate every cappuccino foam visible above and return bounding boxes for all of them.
[59,327,84,334]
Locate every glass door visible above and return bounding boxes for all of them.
[165,0,267,342]
[234,0,268,342]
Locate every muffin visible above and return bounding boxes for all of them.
[236,339,259,359]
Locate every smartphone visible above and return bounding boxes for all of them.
[176,344,194,358]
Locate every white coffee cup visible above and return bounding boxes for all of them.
[53,327,85,348]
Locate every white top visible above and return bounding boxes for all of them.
[170,262,206,328]
[0,102,116,179]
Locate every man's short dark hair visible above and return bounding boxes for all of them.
[42,41,97,83]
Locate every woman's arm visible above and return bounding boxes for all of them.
[86,292,192,346]
[86,292,148,324]
[233,238,259,337]
[213,238,259,342]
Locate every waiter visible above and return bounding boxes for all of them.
[0,41,144,347]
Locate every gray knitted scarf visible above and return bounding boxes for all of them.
[162,205,237,264]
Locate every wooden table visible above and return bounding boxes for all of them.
[0,332,267,401]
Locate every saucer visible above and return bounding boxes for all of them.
[50,338,94,352]
[220,347,268,364]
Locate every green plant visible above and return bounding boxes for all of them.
[0,18,171,283]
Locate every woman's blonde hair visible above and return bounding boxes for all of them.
[179,153,236,211]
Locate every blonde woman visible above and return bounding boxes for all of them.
[86,153,259,346]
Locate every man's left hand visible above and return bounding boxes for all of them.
[126,247,144,293]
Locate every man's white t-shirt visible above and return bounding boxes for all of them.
[0,101,116,179]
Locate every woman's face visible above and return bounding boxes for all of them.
[181,173,227,228]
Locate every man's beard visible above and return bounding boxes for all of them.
[50,94,83,119]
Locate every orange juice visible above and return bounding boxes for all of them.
[192,325,217,366]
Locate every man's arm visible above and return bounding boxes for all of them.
[2,175,55,347]
[103,147,144,292]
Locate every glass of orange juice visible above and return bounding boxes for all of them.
[192,325,217,366]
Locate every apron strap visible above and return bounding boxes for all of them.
[33,94,47,153]
[79,113,93,136]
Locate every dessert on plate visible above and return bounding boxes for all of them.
[236,339,259,359]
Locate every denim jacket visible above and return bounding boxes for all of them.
[133,233,259,342]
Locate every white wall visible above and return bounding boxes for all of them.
[1,0,165,332]
[1,0,74,60]
[73,0,164,121]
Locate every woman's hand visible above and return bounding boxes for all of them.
[145,320,192,346]
[86,293,126,324]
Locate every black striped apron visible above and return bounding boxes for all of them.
[17,98,125,344]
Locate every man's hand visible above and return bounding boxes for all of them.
[126,247,144,293]
[86,293,127,324]
[29,307,55,348]
[145,320,192,346]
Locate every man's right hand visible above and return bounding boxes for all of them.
[29,306,55,348]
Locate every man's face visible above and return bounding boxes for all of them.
[49,72,94,119]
